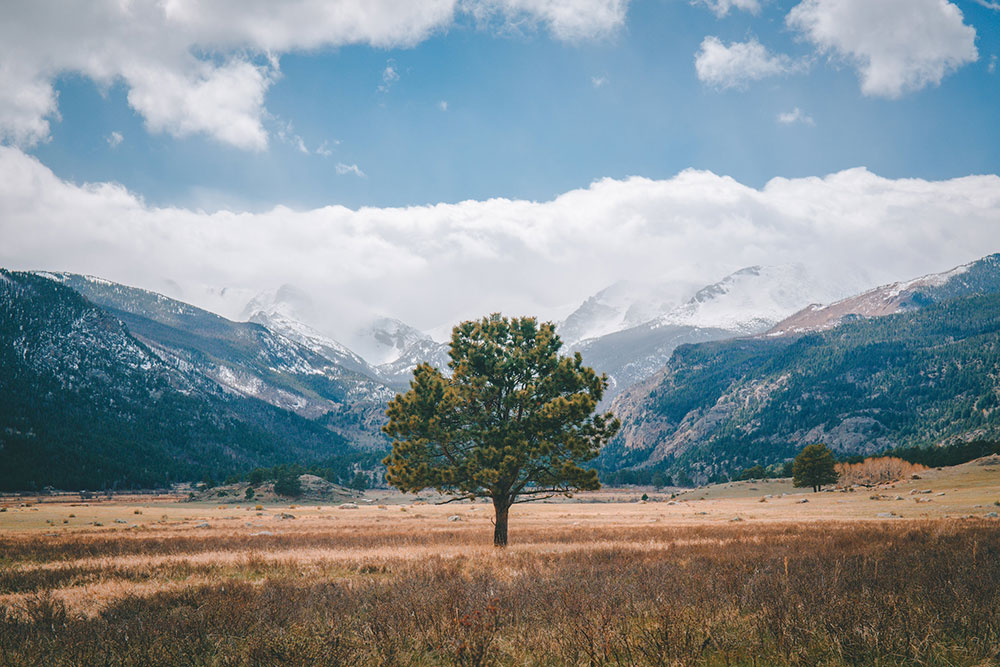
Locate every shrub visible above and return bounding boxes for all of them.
[836,457,928,486]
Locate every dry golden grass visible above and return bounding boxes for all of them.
[1,459,999,665]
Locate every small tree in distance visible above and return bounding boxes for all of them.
[793,444,839,492]
[383,314,619,547]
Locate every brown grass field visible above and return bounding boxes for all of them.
[2,459,1000,665]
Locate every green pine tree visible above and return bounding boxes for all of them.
[383,314,619,546]
[792,444,839,492]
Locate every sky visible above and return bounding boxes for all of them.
[1,0,1000,340]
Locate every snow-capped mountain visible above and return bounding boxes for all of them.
[558,279,697,346]
[239,286,436,376]
[1,270,373,490]
[376,338,452,386]
[768,255,1000,336]
[653,264,848,334]
[39,272,394,446]
[241,285,373,377]
[573,264,854,399]
[350,317,433,367]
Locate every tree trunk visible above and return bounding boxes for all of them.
[493,499,510,547]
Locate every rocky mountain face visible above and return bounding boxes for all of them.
[606,254,1000,482]
[567,264,848,399]
[0,271,364,491]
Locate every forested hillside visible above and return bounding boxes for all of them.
[0,271,363,491]
[608,291,1000,482]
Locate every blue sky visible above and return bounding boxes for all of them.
[1,0,999,338]
[18,0,1000,211]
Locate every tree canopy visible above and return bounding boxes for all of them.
[383,314,619,546]
[792,443,839,492]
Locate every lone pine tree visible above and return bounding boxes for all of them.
[792,443,839,492]
[383,314,619,546]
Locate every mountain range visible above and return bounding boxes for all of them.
[566,264,851,397]
[0,271,366,490]
[2,254,999,490]
[606,254,1000,482]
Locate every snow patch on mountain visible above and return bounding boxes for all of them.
[653,264,851,335]
[350,317,432,366]
[768,257,983,336]
[559,279,698,346]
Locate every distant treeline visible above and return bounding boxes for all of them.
[607,439,1000,488]
[214,451,388,491]
[844,439,1000,469]
[731,440,1000,483]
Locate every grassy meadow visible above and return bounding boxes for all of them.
[2,459,999,665]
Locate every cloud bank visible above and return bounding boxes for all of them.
[1,146,998,338]
[0,0,628,150]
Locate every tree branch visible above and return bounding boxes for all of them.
[434,494,478,505]
[512,493,560,504]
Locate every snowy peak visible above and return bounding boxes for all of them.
[656,264,847,335]
[246,308,370,375]
[240,285,373,373]
[559,279,695,346]
[350,317,433,367]
[768,254,1000,336]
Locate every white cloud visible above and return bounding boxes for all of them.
[276,121,310,154]
[786,0,977,98]
[692,0,761,18]
[591,75,608,88]
[106,131,124,148]
[695,36,800,89]
[0,1,627,151]
[315,140,334,157]
[461,0,629,41]
[973,0,1000,9]
[438,100,449,111]
[990,55,997,74]
[1,145,998,338]
[378,61,400,93]
[777,107,814,125]
[335,162,366,177]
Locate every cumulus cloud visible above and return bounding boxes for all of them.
[1,145,998,339]
[777,107,814,125]
[695,36,800,89]
[106,131,124,148]
[692,0,761,18]
[973,0,1000,9]
[438,100,449,111]
[786,0,978,98]
[0,1,628,150]
[591,75,608,88]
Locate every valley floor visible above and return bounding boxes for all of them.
[1,460,999,665]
